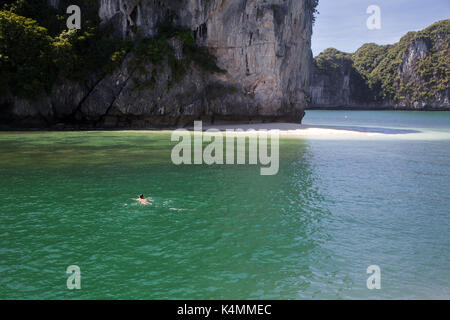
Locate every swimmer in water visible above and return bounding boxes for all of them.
[131,194,152,206]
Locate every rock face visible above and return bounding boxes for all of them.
[310,20,449,110]
[310,50,377,108]
[1,0,314,128]
[395,38,449,109]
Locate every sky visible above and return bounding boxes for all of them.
[311,0,450,56]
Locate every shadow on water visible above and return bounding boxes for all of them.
[304,124,420,135]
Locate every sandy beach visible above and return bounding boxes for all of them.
[203,122,385,136]
[115,120,449,140]
[117,123,388,139]
[186,122,428,140]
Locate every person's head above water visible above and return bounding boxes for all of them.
[139,194,144,199]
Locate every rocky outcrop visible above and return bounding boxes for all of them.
[310,19,449,110]
[1,0,314,128]
[309,49,378,109]
[394,38,449,109]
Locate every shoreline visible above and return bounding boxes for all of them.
[1,110,449,133]
[0,122,429,140]
[307,107,450,111]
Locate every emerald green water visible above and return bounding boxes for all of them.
[0,111,449,299]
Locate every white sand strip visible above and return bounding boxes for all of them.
[116,122,446,140]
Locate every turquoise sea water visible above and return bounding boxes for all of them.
[0,111,449,299]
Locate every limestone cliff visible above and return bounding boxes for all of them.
[0,0,315,128]
[310,49,376,108]
[310,19,449,110]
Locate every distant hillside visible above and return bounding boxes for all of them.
[310,19,450,110]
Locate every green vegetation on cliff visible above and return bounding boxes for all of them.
[0,10,55,98]
[0,1,224,99]
[314,19,449,105]
[0,1,126,98]
[131,20,225,91]
[314,48,374,103]
[402,20,449,102]
[308,0,319,25]
[315,48,353,71]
